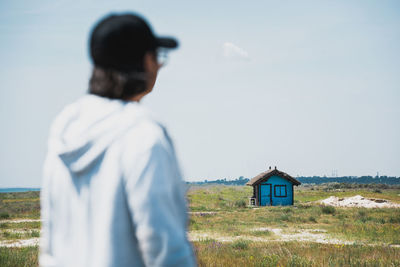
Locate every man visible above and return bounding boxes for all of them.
[40,13,196,267]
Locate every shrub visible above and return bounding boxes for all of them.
[279,214,292,222]
[29,230,40,238]
[358,210,367,217]
[355,210,371,223]
[252,230,271,236]
[389,214,400,224]
[262,254,280,266]
[308,216,317,223]
[234,199,246,208]
[374,218,386,224]
[288,255,314,267]
[3,231,22,239]
[321,206,336,215]
[0,212,10,219]
[231,239,250,250]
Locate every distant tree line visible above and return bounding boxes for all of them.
[188,175,400,186]
[188,176,250,185]
[297,176,400,185]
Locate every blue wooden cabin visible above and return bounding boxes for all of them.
[246,167,301,206]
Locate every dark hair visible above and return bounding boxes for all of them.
[89,66,148,100]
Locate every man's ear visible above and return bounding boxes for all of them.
[143,51,157,73]
[142,51,158,94]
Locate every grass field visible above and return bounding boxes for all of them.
[188,185,400,266]
[0,191,40,219]
[1,185,400,266]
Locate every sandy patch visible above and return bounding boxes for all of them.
[251,227,351,245]
[0,238,39,247]
[0,219,41,224]
[320,195,400,208]
[188,228,353,245]
[2,229,34,234]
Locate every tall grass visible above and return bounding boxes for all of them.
[0,246,38,267]
[194,241,400,267]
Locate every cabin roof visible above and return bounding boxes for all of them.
[246,168,301,186]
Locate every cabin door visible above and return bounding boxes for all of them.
[260,184,272,206]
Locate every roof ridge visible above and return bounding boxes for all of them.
[246,169,301,186]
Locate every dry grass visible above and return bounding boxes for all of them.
[1,186,400,266]
[194,241,400,267]
[188,185,400,266]
[0,192,40,219]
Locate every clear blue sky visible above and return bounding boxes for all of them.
[1,1,399,187]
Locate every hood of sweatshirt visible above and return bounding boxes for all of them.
[48,95,150,176]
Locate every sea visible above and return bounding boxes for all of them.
[0,188,40,193]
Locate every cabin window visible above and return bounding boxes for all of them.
[274,185,287,197]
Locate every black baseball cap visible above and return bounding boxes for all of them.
[90,13,178,72]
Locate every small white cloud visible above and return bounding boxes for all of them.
[222,42,249,60]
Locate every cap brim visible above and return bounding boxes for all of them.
[156,37,178,49]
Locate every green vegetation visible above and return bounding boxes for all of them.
[0,212,10,219]
[188,185,400,266]
[231,239,250,250]
[194,241,400,266]
[0,222,41,231]
[1,186,400,266]
[0,230,40,241]
[188,186,252,211]
[0,246,38,267]
[321,206,336,215]
[188,185,400,244]
[0,191,40,219]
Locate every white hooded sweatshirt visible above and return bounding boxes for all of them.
[40,94,196,267]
